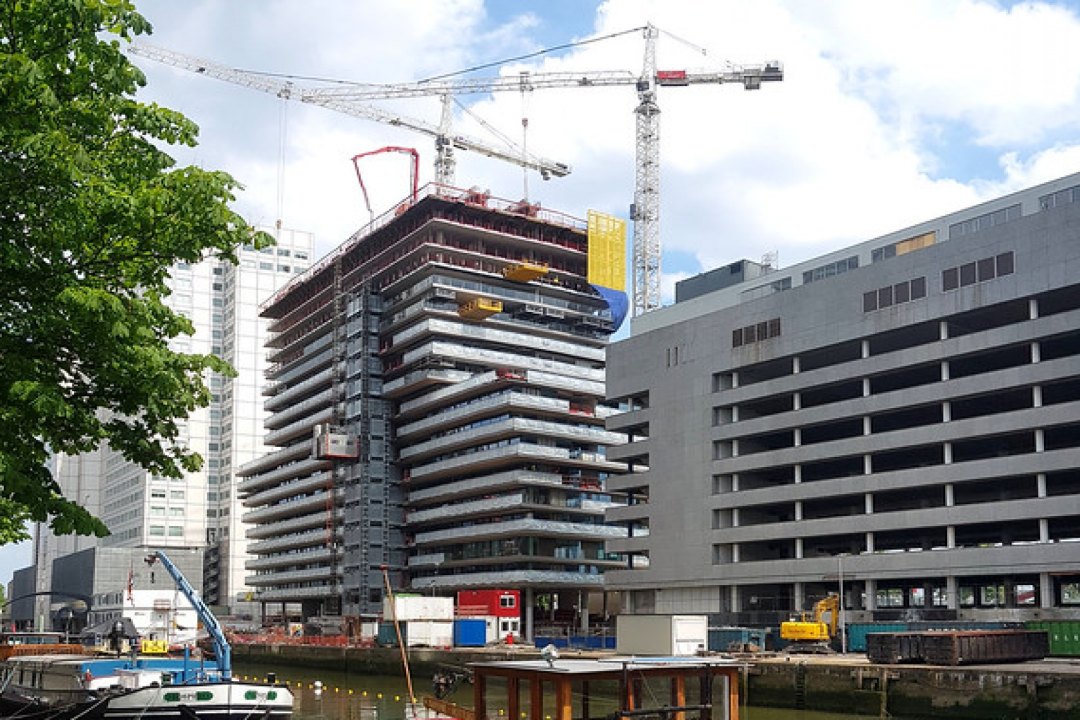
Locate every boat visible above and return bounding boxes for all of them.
[419,647,746,720]
[0,551,293,720]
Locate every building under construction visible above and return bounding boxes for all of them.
[237,186,628,635]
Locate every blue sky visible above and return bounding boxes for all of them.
[5,0,1080,586]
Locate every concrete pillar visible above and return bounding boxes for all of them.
[1033,384,1042,408]
[794,582,805,611]
[1036,429,1045,453]
[946,577,959,610]
[794,464,802,484]
[864,455,872,475]
[795,537,803,559]
[865,579,877,611]
[864,493,874,514]
[945,484,954,507]
[793,392,801,410]
[946,526,956,548]
[862,339,870,358]
[863,416,871,435]
[863,377,871,396]
[1037,473,1047,498]
[732,544,740,563]
[578,590,588,634]
[730,586,740,613]
[942,401,951,422]
[865,532,875,553]
[731,371,739,389]
[793,356,801,374]
[794,501,803,521]
[939,320,949,340]
[944,442,953,464]
[941,360,950,381]
[1030,297,1039,320]
[1040,518,1049,543]
[1031,341,1041,364]
[1040,573,1054,609]
[525,587,534,641]
[793,428,801,447]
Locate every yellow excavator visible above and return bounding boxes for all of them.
[780,593,840,653]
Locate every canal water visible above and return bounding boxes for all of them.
[236,662,881,720]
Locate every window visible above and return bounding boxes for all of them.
[942,251,1014,292]
[732,317,781,347]
[864,277,925,312]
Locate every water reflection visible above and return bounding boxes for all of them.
[237,662,880,720]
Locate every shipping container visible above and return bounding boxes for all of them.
[404,620,454,648]
[453,618,486,648]
[868,629,1048,665]
[384,594,454,621]
[616,615,708,656]
[708,626,768,652]
[1026,620,1080,657]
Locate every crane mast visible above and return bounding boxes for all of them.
[129,28,781,316]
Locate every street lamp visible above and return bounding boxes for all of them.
[837,553,848,654]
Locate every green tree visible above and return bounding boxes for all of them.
[0,0,271,542]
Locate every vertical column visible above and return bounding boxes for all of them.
[862,339,870,358]
[795,537,804,559]
[525,587,534,642]
[1035,429,1045,453]
[942,401,951,422]
[578,590,588,635]
[945,484,954,507]
[794,582,805,612]
[793,356,800,374]
[1040,519,1049,544]
[794,465,802,484]
[941,360,950,381]
[1041,573,1054,610]
[946,525,956,549]
[1037,473,1047,498]
[946,576,959,610]
[865,493,874,514]
[939,320,949,340]
[863,377,871,397]
[863,416,871,435]
[793,392,801,411]
[1029,297,1039,320]
[865,578,877,611]
[793,428,801,447]
[1031,341,1041,364]
[865,532,875,553]
[794,501,803,521]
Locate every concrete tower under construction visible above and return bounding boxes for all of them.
[238,187,627,632]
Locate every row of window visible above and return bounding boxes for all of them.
[732,318,781,348]
[1038,184,1080,211]
[942,251,1014,291]
[802,256,859,284]
[863,277,927,312]
[948,203,1021,240]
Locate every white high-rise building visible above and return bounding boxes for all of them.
[30,229,314,625]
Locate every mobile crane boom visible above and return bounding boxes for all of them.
[145,550,231,678]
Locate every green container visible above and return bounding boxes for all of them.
[1026,620,1080,656]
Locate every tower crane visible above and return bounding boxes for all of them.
[129,26,781,316]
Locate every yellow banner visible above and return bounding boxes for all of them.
[587,210,626,291]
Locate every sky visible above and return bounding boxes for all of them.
[5,0,1080,586]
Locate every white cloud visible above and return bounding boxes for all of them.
[130,0,1080,277]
